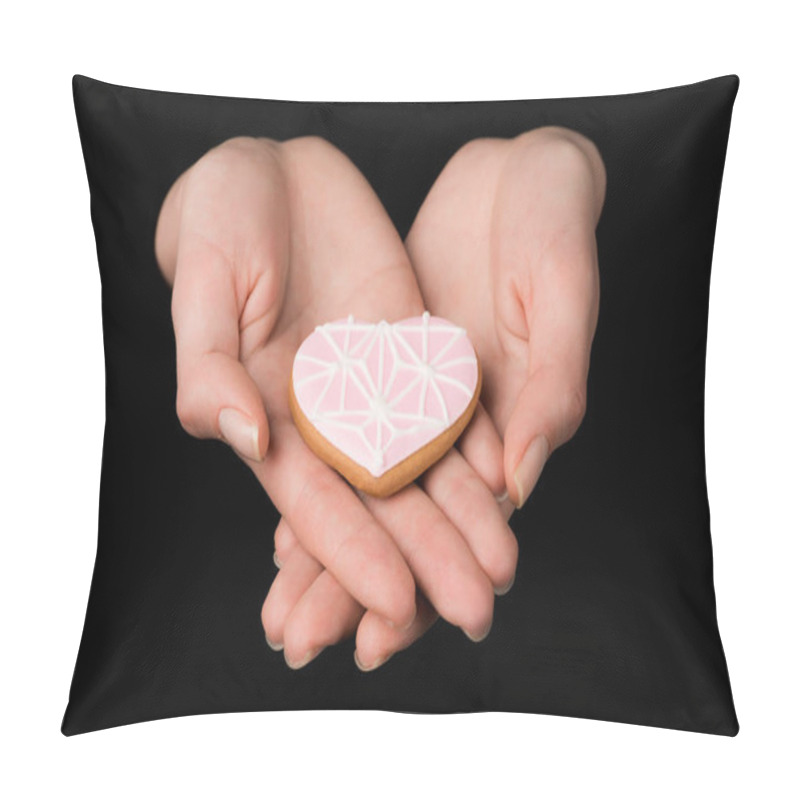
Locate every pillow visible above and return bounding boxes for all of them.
[64,73,739,736]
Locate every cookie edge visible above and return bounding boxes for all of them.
[289,356,483,498]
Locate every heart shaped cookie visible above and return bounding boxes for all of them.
[289,312,482,497]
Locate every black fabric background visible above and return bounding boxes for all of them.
[63,74,739,736]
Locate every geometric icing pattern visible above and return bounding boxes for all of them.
[292,312,479,477]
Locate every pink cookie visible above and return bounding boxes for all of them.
[289,312,482,497]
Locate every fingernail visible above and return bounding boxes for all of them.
[273,551,282,569]
[285,647,321,669]
[513,435,549,508]
[265,635,283,652]
[495,574,515,596]
[495,490,509,504]
[219,407,262,461]
[464,620,492,643]
[354,650,389,672]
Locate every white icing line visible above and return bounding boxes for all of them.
[435,356,478,369]
[387,372,424,409]
[296,353,338,367]
[433,372,477,397]
[312,369,337,417]
[294,315,478,477]
[343,365,374,412]
[422,310,429,363]
[378,324,385,394]
[318,325,345,361]
[383,330,401,397]
[429,377,450,425]
[430,328,466,367]
[294,367,335,390]
[392,326,423,366]
[339,361,348,409]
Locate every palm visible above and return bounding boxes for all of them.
[404,142,528,442]
[160,135,518,668]
[407,132,601,498]
[159,136,424,630]
[239,139,426,474]
[265,129,604,670]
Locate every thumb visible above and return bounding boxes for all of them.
[489,126,605,508]
[155,140,291,462]
[503,362,588,509]
[176,352,269,463]
[170,240,271,461]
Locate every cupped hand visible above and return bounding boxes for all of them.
[155,136,516,667]
[270,126,606,670]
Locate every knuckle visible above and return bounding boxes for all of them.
[248,253,284,309]
[274,522,294,558]
[217,135,279,159]
[395,579,418,627]
[461,470,492,504]
[373,539,417,624]
[431,466,481,512]
[293,134,329,150]
[427,468,517,588]
[218,134,261,152]
[452,136,505,167]
[422,516,460,568]
[484,459,508,499]
[296,475,416,624]
[443,470,492,523]
[291,466,339,528]
[563,383,588,434]
[327,520,368,575]
[510,128,602,199]
[174,384,202,437]
[284,134,336,162]
[513,127,586,162]
[193,136,284,184]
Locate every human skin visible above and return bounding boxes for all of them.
[154,136,519,664]
[267,127,607,670]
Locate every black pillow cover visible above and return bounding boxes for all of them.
[64,74,739,736]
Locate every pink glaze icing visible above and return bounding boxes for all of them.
[292,312,479,477]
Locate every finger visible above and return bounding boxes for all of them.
[282,572,365,670]
[498,495,516,522]
[491,134,602,508]
[457,402,506,499]
[501,249,595,508]
[355,595,439,671]
[175,349,269,462]
[503,362,589,509]
[275,519,443,667]
[161,139,292,461]
[273,518,298,567]
[278,135,424,324]
[360,484,494,642]
[261,546,323,651]
[255,419,417,629]
[171,241,270,460]
[457,406,517,520]
[421,448,518,594]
